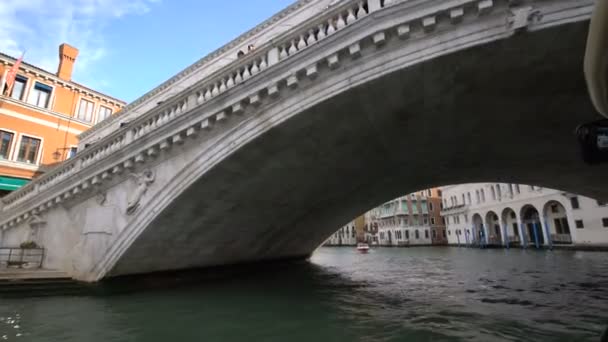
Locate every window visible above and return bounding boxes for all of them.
[67,147,78,159]
[17,136,41,164]
[515,184,520,194]
[77,98,95,122]
[442,217,446,225]
[462,194,465,205]
[575,220,584,229]
[425,230,429,239]
[97,106,113,123]
[405,230,410,239]
[7,75,28,101]
[0,130,14,159]
[508,184,514,197]
[550,204,559,213]
[476,190,480,203]
[446,216,450,225]
[467,192,472,204]
[423,217,428,225]
[481,189,485,202]
[597,200,607,206]
[431,217,435,225]
[448,229,451,235]
[442,230,446,238]
[429,202,433,211]
[570,197,580,209]
[603,218,608,228]
[554,218,570,234]
[512,223,519,236]
[496,184,502,200]
[491,187,496,200]
[28,82,52,108]
[415,230,420,239]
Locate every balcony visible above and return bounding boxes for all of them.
[487,236,502,245]
[507,236,521,243]
[551,234,573,244]
[440,204,468,215]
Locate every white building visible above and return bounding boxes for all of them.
[441,183,608,249]
[325,220,358,246]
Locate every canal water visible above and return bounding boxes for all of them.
[1,247,608,341]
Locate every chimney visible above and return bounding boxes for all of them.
[57,43,79,81]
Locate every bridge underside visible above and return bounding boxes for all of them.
[109,21,608,277]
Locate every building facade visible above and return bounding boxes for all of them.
[0,44,125,196]
[325,215,366,246]
[441,183,608,249]
[365,188,446,247]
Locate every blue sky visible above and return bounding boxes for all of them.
[0,0,294,102]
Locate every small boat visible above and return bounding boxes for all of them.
[356,242,370,253]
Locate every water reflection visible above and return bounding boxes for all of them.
[0,247,607,341]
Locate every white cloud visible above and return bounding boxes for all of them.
[0,0,159,90]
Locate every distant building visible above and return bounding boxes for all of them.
[365,188,445,246]
[441,183,608,249]
[0,44,125,196]
[325,215,365,246]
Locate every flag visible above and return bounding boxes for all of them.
[4,52,24,96]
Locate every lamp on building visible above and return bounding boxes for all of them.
[52,147,72,161]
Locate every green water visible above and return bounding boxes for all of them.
[1,247,608,341]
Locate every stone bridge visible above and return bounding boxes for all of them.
[0,0,606,281]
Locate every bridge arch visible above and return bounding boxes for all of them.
[97,13,605,279]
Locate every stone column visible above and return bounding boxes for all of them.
[500,219,509,248]
[519,221,528,248]
[481,220,489,246]
[541,216,553,249]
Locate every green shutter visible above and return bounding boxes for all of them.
[0,176,29,191]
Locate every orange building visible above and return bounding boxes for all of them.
[0,44,125,196]
[417,188,447,244]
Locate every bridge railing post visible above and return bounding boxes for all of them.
[126,129,135,144]
[267,47,279,67]
[368,0,382,12]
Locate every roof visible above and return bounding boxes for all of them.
[0,52,126,105]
